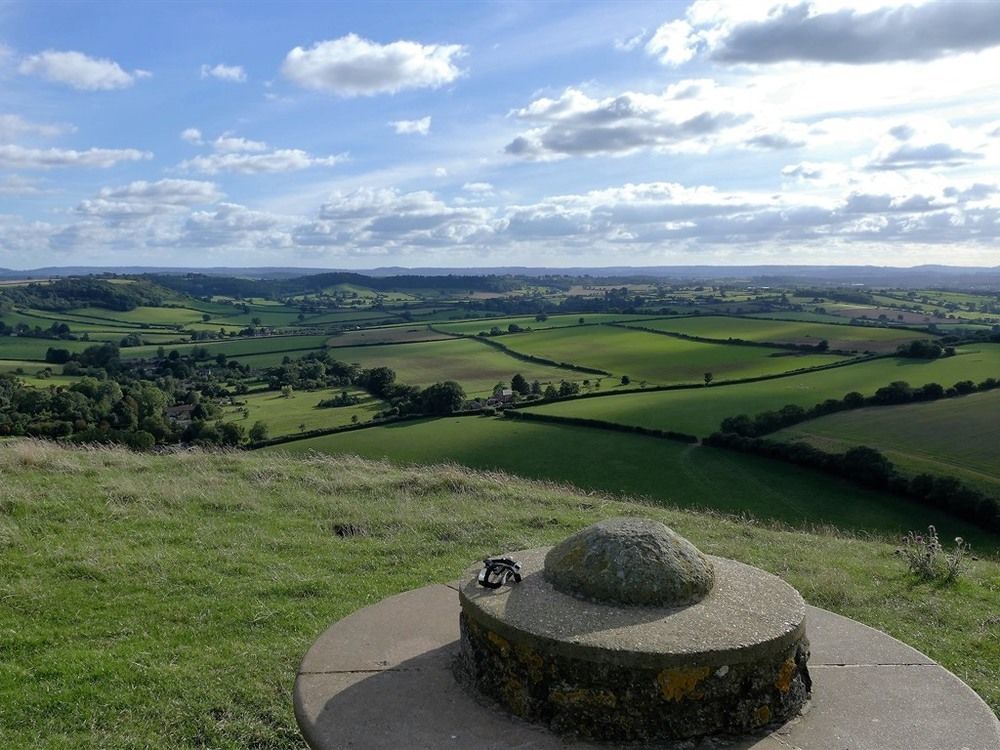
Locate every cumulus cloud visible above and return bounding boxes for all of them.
[504,87,755,159]
[18,50,150,90]
[282,33,464,96]
[0,114,75,140]
[866,120,988,170]
[390,116,431,135]
[180,128,203,144]
[211,134,268,153]
[614,29,647,52]
[0,175,49,196]
[74,180,223,222]
[711,1,1000,65]
[200,63,247,82]
[463,182,495,194]
[0,144,151,169]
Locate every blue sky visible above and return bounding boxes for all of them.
[1,0,999,269]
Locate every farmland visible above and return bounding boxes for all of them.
[521,344,1000,437]
[220,388,383,438]
[271,415,997,551]
[620,315,931,353]
[493,325,848,384]
[776,389,1000,497]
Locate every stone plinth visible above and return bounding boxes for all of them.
[457,519,810,742]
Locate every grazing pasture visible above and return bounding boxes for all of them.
[776,389,1000,497]
[326,325,453,347]
[221,388,383,437]
[496,325,847,384]
[273,416,996,551]
[67,305,207,326]
[522,345,1000,437]
[434,313,652,335]
[327,337,585,396]
[0,337,93,361]
[119,334,331,361]
[623,315,931,353]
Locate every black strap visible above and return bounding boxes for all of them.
[478,557,522,589]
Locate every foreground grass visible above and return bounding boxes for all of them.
[0,441,997,749]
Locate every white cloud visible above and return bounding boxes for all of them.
[390,116,431,135]
[18,50,150,90]
[212,134,268,153]
[0,144,151,169]
[282,33,464,96]
[178,149,343,174]
[0,175,50,196]
[647,0,1000,67]
[463,182,495,194]
[0,114,75,140]
[200,63,247,82]
[614,29,647,52]
[180,128,203,144]
[434,166,448,177]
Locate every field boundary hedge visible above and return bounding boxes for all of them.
[502,408,698,443]
[608,321,848,354]
[429,326,611,376]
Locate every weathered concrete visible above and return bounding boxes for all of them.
[295,583,1000,750]
[458,545,810,741]
[544,517,715,607]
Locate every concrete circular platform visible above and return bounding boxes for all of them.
[294,582,1000,750]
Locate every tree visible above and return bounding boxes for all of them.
[535,313,548,322]
[421,381,465,415]
[543,384,559,399]
[281,385,294,398]
[815,339,829,352]
[218,422,245,446]
[511,373,531,395]
[620,375,631,385]
[530,380,542,395]
[250,419,271,443]
[704,372,714,386]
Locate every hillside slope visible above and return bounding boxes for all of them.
[0,441,996,749]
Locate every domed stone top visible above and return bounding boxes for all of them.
[542,518,715,607]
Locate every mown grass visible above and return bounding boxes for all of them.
[776,389,1000,497]
[271,416,998,553]
[625,315,929,353]
[495,325,848,384]
[524,344,1000,437]
[0,441,996,750]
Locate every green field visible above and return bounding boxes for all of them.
[271,416,997,551]
[326,337,587,397]
[523,345,1000,437]
[776,390,1000,497]
[120,334,331,361]
[434,313,652,335]
[326,325,453,347]
[623,315,930,353]
[220,388,383,437]
[68,305,207,326]
[494,325,847,384]
[0,337,93,361]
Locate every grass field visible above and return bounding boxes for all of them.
[0,337,93,361]
[220,388,383,437]
[325,325,453,347]
[1,442,995,750]
[120,335,332,361]
[434,313,652,335]
[494,325,848,384]
[68,306,208,326]
[325,337,587,397]
[776,390,1000,497]
[271,416,997,551]
[622,315,930,353]
[522,344,1000,437]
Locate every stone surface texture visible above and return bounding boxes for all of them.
[458,544,810,742]
[294,582,1000,750]
[543,517,715,607]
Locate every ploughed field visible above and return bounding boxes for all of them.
[522,345,1000,438]
[487,325,849,384]
[775,389,1000,497]
[270,415,997,552]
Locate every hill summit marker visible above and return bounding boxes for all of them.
[458,518,811,742]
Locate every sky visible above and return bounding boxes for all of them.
[1,0,999,270]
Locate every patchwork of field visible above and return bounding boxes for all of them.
[327,338,585,397]
[776,390,1000,497]
[120,334,332,361]
[434,313,652,335]
[522,345,1000,437]
[495,326,848,384]
[221,388,383,437]
[272,416,996,550]
[621,316,930,353]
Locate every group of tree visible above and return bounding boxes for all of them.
[0,277,167,312]
[895,339,954,359]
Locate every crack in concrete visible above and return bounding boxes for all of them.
[298,665,452,676]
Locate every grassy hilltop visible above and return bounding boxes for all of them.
[0,441,997,749]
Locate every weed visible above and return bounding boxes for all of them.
[896,525,972,581]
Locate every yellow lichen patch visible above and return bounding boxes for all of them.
[775,658,797,693]
[487,630,510,653]
[550,687,618,708]
[755,705,771,725]
[656,666,711,702]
